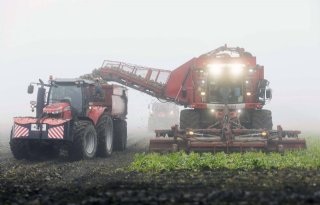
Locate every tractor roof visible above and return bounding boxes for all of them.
[52,78,95,85]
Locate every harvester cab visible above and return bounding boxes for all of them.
[10,77,128,160]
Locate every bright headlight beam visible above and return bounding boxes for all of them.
[207,63,245,76]
[230,63,244,76]
[207,64,223,75]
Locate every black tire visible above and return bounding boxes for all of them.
[96,114,114,157]
[10,139,29,160]
[69,121,97,160]
[113,119,127,151]
[180,109,200,130]
[26,142,60,160]
[251,109,273,130]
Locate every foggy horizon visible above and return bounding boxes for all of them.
[1,0,320,137]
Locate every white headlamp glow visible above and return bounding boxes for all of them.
[230,63,245,76]
[207,63,245,77]
[207,64,223,76]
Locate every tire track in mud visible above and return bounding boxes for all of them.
[0,131,151,183]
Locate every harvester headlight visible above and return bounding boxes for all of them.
[208,64,223,76]
[230,63,244,76]
[200,91,206,96]
[187,131,194,135]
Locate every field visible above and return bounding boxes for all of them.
[0,134,320,205]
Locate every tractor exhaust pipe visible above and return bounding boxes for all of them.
[36,87,46,118]
[36,79,46,118]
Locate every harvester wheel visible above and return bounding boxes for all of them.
[69,121,97,160]
[251,109,273,130]
[96,114,114,157]
[180,109,200,130]
[113,119,127,151]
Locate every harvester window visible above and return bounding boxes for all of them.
[208,84,243,104]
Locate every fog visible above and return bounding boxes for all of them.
[0,0,319,138]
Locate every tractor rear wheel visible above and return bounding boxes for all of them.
[251,109,273,130]
[96,114,114,157]
[180,109,200,130]
[69,121,97,160]
[113,119,127,151]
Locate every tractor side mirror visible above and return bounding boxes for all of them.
[266,89,272,99]
[27,84,34,94]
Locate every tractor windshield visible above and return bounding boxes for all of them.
[49,84,83,113]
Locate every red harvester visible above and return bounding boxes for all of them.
[87,45,306,153]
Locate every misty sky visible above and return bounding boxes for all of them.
[0,0,319,135]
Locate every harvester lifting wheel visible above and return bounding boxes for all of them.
[180,109,200,130]
[113,119,127,151]
[251,109,273,130]
[96,113,114,157]
[69,121,98,160]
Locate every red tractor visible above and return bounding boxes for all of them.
[87,45,306,152]
[10,78,128,160]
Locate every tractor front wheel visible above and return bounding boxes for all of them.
[10,139,29,160]
[69,121,97,160]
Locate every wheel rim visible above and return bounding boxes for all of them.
[84,130,95,154]
[105,118,113,151]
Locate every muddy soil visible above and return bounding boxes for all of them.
[1,133,320,205]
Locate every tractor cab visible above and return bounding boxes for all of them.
[28,78,101,120]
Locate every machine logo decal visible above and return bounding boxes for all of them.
[14,125,29,138]
[48,126,64,139]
